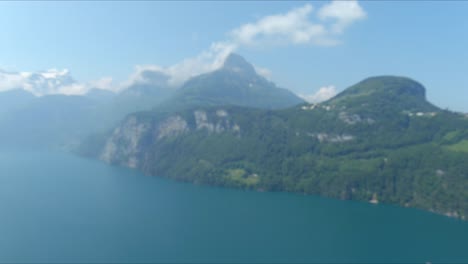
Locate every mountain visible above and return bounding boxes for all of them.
[0,54,303,149]
[0,71,177,149]
[85,88,116,103]
[80,76,468,220]
[0,94,100,148]
[113,71,174,111]
[0,89,36,119]
[92,71,176,127]
[328,76,438,112]
[158,53,304,110]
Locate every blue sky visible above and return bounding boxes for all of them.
[0,1,467,111]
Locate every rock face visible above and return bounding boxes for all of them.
[100,108,241,167]
[193,110,240,134]
[308,133,355,143]
[339,112,375,125]
[100,116,150,168]
[157,116,189,140]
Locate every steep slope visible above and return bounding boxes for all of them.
[81,76,468,219]
[159,53,304,110]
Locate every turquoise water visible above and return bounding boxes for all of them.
[0,149,467,263]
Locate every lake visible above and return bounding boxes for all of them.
[0,149,467,263]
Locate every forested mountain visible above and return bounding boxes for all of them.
[80,76,468,220]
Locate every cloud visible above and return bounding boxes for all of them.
[254,66,272,79]
[0,69,118,96]
[0,70,27,92]
[318,0,367,34]
[0,69,78,96]
[119,65,164,90]
[52,76,116,95]
[57,83,88,95]
[299,85,338,103]
[88,77,114,91]
[124,1,366,88]
[230,0,365,47]
[165,42,235,86]
[123,41,236,88]
[230,4,328,46]
[154,41,237,87]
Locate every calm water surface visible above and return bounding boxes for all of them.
[0,149,467,263]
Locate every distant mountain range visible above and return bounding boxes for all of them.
[0,70,169,148]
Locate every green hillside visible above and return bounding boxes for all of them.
[80,76,468,220]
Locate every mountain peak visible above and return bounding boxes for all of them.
[161,53,303,110]
[355,76,425,98]
[222,53,256,75]
[328,76,437,112]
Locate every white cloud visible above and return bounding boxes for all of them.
[0,69,117,96]
[54,76,116,95]
[57,83,88,95]
[39,68,70,79]
[119,41,237,89]
[318,0,367,34]
[230,4,330,46]
[0,70,27,92]
[123,65,165,87]
[254,66,272,79]
[299,85,338,103]
[0,69,79,96]
[126,1,366,87]
[88,77,114,91]
[165,41,236,86]
[230,1,365,47]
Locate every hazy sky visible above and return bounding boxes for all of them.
[0,1,467,111]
